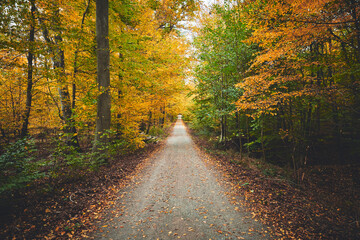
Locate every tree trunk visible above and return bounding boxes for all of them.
[146,111,152,134]
[55,34,80,148]
[73,0,91,110]
[220,115,224,142]
[235,112,242,158]
[37,5,80,148]
[224,115,227,143]
[260,117,265,161]
[93,0,111,151]
[245,113,250,153]
[21,0,36,138]
[160,104,166,127]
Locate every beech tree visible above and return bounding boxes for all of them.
[192,0,360,171]
[0,0,195,153]
[20,0,36,137]
[93,0,111,151]
[192,2,254,149]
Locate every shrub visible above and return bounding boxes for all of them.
[148,126,164,137]
[0,138,44,193]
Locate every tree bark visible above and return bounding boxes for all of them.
[73,0,91,110]
[93,0,111,151]
[55,33,80,148]
[235,112,242,158]
[37,5,80,148]
[21,0,36,137]
[260,119,265,161]
[146,111,152,134]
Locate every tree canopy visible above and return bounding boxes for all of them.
[0,0,198,192]
[191,0,360,170]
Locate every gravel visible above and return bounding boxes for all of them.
[94,119,268,239]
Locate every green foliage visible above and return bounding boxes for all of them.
[191,2,256,145]
[148,126,165,137]
[50,136,106,173]
[0,138,44,193]
[192,0,360,171]
[107,138,142,155]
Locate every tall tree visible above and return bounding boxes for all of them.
[38,2,80,148]
[93,0,111,150]
[192,2,254,147]
[20,0,36,137]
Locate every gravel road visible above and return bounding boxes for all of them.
[94,118,268,239]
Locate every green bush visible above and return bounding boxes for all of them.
[148,126,165,137]
[0,138,44,193]
[52,140,107,172]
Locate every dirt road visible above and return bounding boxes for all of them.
[94,119,268,239]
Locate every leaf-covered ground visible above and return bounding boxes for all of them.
[189,128,360,239]
[0,139,166,239]
[92,119,268,239]
[1,121,359,239]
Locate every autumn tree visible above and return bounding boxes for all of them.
[34,0,82,148]
[20,0,36,137]
[235,0,360,167]
[191,0,360,172]
[192,2,254,152]
[0,0,195,187]
[93,0,111,151]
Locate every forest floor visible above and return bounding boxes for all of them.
[1,118,359,239]
[0,130,169,239]
[189,128,360,239]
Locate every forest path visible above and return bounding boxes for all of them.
[94,118,268,239]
